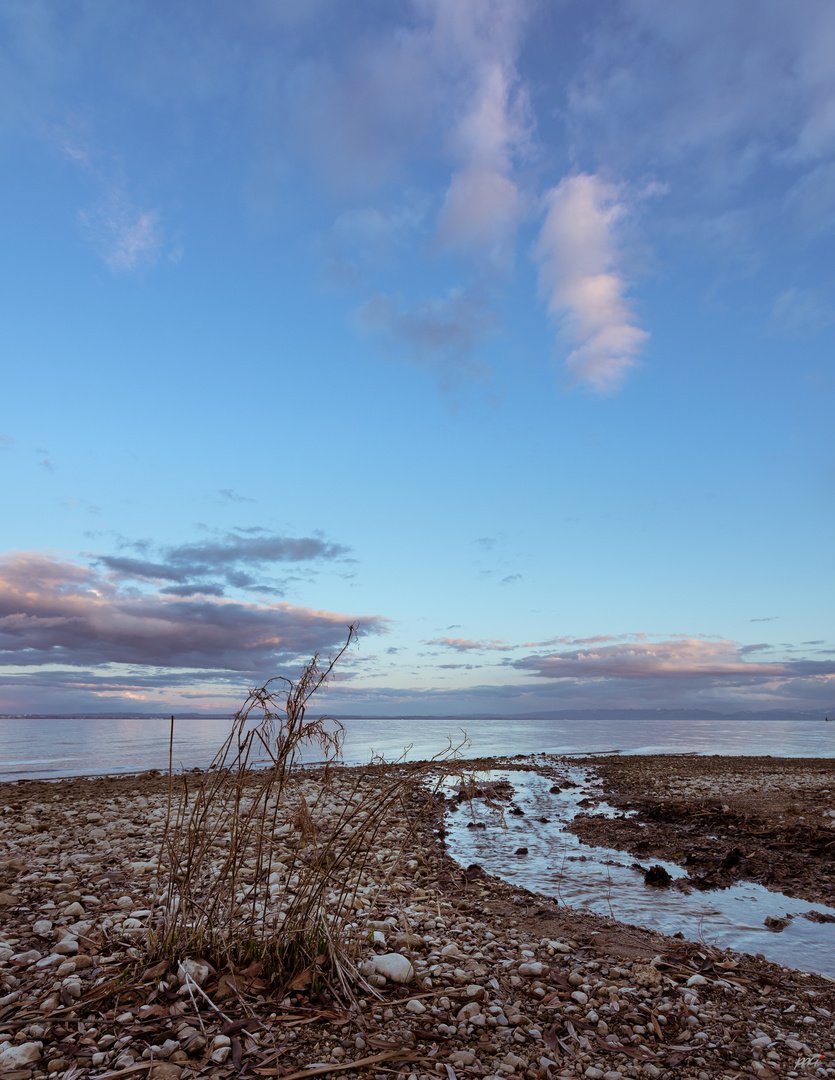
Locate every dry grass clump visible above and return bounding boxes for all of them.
[150,626,463,1001]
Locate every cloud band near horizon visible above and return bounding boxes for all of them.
[0,551,385,676]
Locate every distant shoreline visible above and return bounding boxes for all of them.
[0,708,828,721]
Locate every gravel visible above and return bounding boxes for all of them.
[0,758,833,1080]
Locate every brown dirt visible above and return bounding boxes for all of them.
[566,755,835,908]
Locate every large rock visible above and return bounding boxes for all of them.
[0,1041,43,1069]
[372,953,414,984]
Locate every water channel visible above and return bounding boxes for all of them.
[443,767,835,978]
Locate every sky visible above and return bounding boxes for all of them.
[1,0,834,718]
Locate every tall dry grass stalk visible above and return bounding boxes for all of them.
[151,626,465,1001]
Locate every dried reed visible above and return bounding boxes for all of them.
[150,626,465,1002]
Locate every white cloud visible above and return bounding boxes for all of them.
[431,2,531,268]
[534,173,648,392]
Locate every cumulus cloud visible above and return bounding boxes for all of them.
[0,551,385,674]
[431,0,531,267]
[534,173,648,392]
[95,531,348,597]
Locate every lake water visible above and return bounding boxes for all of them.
[2,714,833,976]
[0,714,832,783]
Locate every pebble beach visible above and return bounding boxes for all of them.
[1,756,833,1080]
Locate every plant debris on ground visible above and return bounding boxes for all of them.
[2,755,834,1080]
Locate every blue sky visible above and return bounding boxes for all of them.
[1,0,834,716]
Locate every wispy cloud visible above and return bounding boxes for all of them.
[535,174,648,392]
[767,287,835,338]
[37,448,55,470]
[425,636,514,652]
[95,531,349,597]
[79,190,162,273]
[355,286,495,387]
[218,489,256,504]
[53,130,166,273]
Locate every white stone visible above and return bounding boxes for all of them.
[405,999,426,1014]
[35,953,63,968]
[32,919,53,935]
[54,938,79,955]
[63,901,85,917]
[11,949,42,965]
[457,1001,483,1022]
[372,953,414,984]
[178,958,210,986]
[686,974,708,987]
[0,1041,43,1069]
[571,990,589,1005]
[518,961,544,977]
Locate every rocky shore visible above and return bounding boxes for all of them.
[1,756,833,1080]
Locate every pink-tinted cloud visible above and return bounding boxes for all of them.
[514,637,789,680]
[0,551,386,674]
[425,636,513,652]
[535,173,648,392]
[430,1,530,268]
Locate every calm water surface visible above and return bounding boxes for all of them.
[0,715,832,782]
